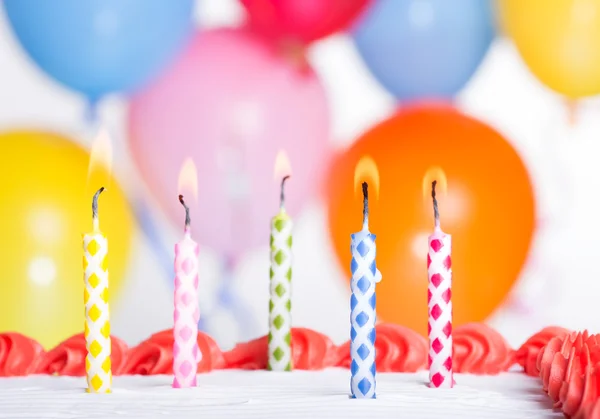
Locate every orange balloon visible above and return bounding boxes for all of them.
[327,104,535,336]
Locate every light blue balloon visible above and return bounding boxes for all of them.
[352,0,495,101]
[3,0,195,102]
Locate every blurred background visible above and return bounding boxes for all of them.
[1,0,599,351]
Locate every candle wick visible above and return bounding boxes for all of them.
[432,180,440,228]
[92,187,105,228]
[280,175,290,210]
[362,181,369,228]
[179,194,191,229]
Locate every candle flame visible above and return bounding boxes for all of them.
[178,158,198,202]
[87,129,113,189]
[422,166,447,199]
[354,155,379,198]
[273,150,292,180]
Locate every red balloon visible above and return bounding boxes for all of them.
[241,0,371,45]
[326,104,536,336]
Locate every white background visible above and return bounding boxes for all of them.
[1,0,600,349]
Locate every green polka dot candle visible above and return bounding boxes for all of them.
[268,171,293,371]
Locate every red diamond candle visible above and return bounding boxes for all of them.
[427,177,453,389]
[173,160,200,389]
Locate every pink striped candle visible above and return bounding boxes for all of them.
[172,195,200,388]
[427,180,453,389]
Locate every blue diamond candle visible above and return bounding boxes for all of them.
[350,177,382,399]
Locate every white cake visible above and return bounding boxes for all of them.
[0,370,560,419]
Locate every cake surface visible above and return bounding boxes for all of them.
[0,370,560,419]
[4,324,595,418]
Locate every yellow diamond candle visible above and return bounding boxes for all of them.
[83,130,112,394]
[83,187,111,393]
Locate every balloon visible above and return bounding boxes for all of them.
[129,29,330,257]
[241,0,371,45]
[352,0,494,100]
[326,104,535,336]
[499,0,600,99]
[3,0,194,102]
[0,131,134,349]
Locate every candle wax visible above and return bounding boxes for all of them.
[427,227,453,388]
[173,229,200,388]
[350,227,382,399]
[83,232,111,393]
[268,209,293,371]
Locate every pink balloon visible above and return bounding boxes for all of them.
[129,29,330,257]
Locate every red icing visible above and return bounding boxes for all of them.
[293,328,339,369]
[9,324,600,417]
[223,335,267,370]
[36,333,128,376]
[452,323,514,374]
[0,333,45,376]
[538,331,593,403]
[224,328,338,370]
[515,326,569,376]
[123,330,224,375]
[336,323,427,372]
[538,335,568,395]
[574,399,600,419]
[561,363,600,418]
[10,316,600,419]
[530,329,600,418]
[122,330,173,375]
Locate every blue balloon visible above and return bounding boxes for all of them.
[352,0,494,101]
[3,0,195,102]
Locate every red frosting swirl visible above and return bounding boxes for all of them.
[533,330,600,417]
[537,331,592,403]
[13,322,600,388]
[223,335,267,370]
[36,333,128,376]
[122,330,224,375]
[122,330,174,375]
[224,328,338,370]
[586,335,600,364]
[335,323,427,372]
[293,328,339,369]
[515,326,569,376]
[560,362,600,418]
[452,323,514,374]
[538,335,568,397]
[0,333,45,376]
[574,399,600,419]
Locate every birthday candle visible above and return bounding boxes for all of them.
[172,195,200,388]
[427,180,453,388]
[83,187,111,393]
[350,182,382,399]
[268,172,293,371]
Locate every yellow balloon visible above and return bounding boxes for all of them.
[499,0,600,98]
[0,131,134,349]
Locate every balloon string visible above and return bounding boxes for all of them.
[136,198,258,337]
[84,97,100,126]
